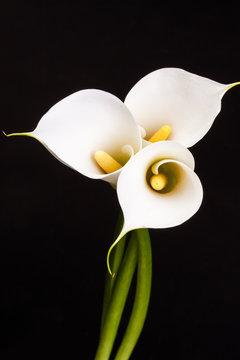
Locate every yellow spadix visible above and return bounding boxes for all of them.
[94,150,122,174]
[148,125,171,142]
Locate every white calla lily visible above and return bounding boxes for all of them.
[8,89,142,185]
[125,68,239,147]
[107,141,203,274]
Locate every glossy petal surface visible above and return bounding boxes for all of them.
[125,68,234,147]
[116,141,203,237]
[30,89,142,184]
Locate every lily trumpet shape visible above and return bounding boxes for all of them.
[106,140,203,275]
[6,89,142,186]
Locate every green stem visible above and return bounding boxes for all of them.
[100,213,127,333]
[100,236,127,332]
[94,233,138,360]
[114,228,152,360]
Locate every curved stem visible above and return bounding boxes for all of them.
[114,228,152,360]
[94,233,138,360]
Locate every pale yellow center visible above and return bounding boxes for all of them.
[148,125,171,142]
[150,173,167,191]
[94,150,122,174]
[94,124,171,183]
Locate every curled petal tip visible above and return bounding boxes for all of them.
[224,82,240,95]
[2,130,9,137]
[1,131,37,140]
[107,246,115,277]
[106,225,131,276]
[1,130,28,138]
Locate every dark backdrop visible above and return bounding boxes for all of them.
[1,4,240,360]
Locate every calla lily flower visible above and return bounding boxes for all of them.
[7,89,142,185]
[106,140,203,274]
[125,67,239,147]
[117,141,201,230]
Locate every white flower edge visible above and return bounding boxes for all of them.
[6,89,142,185]
[125,67,239,147]
[107,141,203,275]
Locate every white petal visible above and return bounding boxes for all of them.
[125,68,235,147]
[28,89,142,184]
[116,141,203,239]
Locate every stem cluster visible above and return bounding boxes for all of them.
[94,215,152,360]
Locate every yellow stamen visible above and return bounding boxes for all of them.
[94,150,122,174]
[150,174,167,191]
[149,125,171,143]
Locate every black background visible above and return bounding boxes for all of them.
[1,3,240,360]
